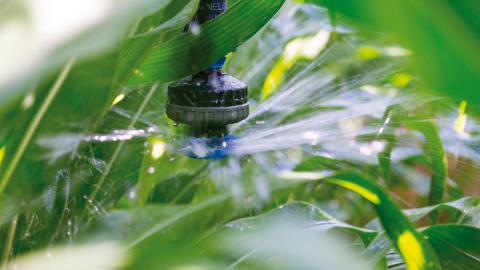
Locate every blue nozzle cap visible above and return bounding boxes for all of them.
[184,134,237,159]
[209,56,227,69]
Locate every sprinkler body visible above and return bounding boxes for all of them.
[166,0,249,138]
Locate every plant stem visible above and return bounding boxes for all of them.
[2,215,18,270]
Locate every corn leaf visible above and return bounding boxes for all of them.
[124,0,286,86]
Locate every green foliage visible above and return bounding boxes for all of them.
[423,225,480,270]
[306,0,480,110]
[0,0,479,270]
[326,173,441,270]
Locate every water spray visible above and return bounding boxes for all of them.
[166,0,249,159]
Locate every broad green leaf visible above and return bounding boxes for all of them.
[365,203,480,268]
[404,197,480,225]
[125,0,287,86]
[134,0,194,35]
[361,234,391,269]
[221,222,373,270]
[324,173,442,270]
[284,168,442,270]
[367,197,480,230]
[86,199,374,270]
[86,194,238,270]
[86,194,231,246]
[115,0,199,86]
[422,225,480,270]
[226,201,377,246]
[137,155,209,205]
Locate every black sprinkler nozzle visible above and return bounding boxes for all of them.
[166,0,249,138]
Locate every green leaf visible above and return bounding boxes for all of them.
[324,172,442,270]
[383,225,480,270]
[423,225,480,270]
[377,105,407,183]
[125,0,286,86]
[134,0,194,35]
[404,197,480,225]
[115,0,200,86]
[367,197,480,230]
[86,194,231,246]
[221,220,373,270]
[226,201,377,246]
[405,118,448,221]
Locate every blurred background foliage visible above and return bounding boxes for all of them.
[304,0,480,110]
[0,0,479,269]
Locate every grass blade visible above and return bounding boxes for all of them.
[0,59,75,194]
[405,119,448,222]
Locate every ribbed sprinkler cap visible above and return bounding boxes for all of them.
[166,69,249,131]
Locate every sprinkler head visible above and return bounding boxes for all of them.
[167,68,249,137]
[166,0,249,138]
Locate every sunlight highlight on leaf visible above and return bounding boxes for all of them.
[262,29,330,99]
[0,146,5,166]
[391,73,412,88]
[454,101,469,137]
[150,138,166,160]
[397,231,426,270]
[112,94,125,106]
[356,46,382,60]
[11,242,125,270]
[384,46,412,57]
[279,170,331,180]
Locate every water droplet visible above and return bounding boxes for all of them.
[190,22,201,35]
[22,93,35,109]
